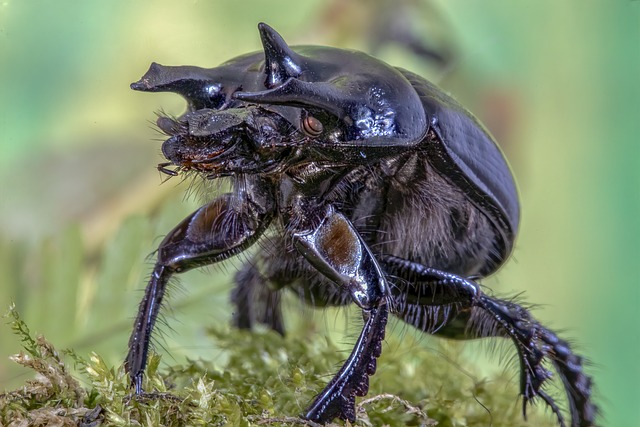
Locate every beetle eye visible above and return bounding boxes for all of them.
[302,115,323,137]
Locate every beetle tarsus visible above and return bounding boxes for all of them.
[533,389,566,427]
[477,295,597,427]
[133,373,143,395]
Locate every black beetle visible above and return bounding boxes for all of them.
[125,23,597,426]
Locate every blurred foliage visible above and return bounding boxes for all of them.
[0,0,638,425]
[2,305,556,426]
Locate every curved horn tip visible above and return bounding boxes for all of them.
[257,23,292,55]
[130,62,168,92]
[256,22,303,88]
[257,22,281,41]
[257,22,272,32]
[130,80,147,91]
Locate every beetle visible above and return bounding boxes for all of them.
[125,23,597,426]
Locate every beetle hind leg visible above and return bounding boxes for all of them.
[381,254,597,427]
[477,295,597,427]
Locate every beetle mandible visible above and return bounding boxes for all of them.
[125,23,597,426]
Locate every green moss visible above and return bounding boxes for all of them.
[1,304,555,426]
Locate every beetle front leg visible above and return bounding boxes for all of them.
[286,203,389,422]
[125,189,274,394]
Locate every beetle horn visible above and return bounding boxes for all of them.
[234,77,349,119]
[131,62,207,94]
[258,23,303,89]
[131,62,224,110]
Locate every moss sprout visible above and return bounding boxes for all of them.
[1,304,556,426]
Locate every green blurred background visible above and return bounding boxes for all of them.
[0,1,638,425]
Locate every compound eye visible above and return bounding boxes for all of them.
[302,115,323,137]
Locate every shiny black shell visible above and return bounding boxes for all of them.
[402,70,520,264]
[134,25,519,275]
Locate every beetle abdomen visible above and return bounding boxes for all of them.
[399,69,520,265]
[334,152,502,278]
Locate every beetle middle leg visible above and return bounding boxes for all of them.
[382,254,596,427]
[231,260,285,335]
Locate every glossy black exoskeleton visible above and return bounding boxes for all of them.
[126,23,597,427]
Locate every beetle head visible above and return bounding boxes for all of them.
[132,23,427,177]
